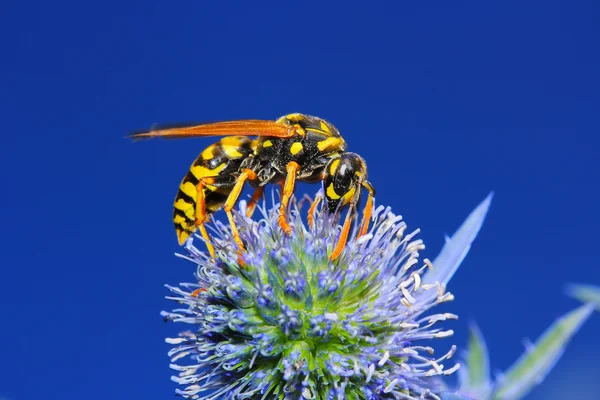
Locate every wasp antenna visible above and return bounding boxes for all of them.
[362,181,376,196]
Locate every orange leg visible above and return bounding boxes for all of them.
[197,223,216,259]
[278,162,300,235]
[330,182,375,259]
[307,195,323,229]
[329,209,354,261]
[330,185,365,261]
[245,186,264,218]
[195,179,216,258]
[357,192,374,239]
[223,169,257,251]
[191,288,207,297]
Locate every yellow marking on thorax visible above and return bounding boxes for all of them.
[294,124,306,137]
[317,137,343,152]
[320,121,331,135]
[191,163,226,179]
[290,142,303,155]
[329,159,341,174]
[201,146,215,159]
[284,113,304,122]
[326,183,341,200]
[262,140,273,148]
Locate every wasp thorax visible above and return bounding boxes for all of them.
[277,113,343,138]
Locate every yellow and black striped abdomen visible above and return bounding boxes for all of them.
[173,136,253,244]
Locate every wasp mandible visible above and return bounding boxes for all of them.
[131,113,375,261]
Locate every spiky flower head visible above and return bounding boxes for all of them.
[162,192,459,400]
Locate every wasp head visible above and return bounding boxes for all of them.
[324,152,375,214]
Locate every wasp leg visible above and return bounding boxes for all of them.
[223,169,258,251]
[307,193,323,229]
[195,178,216,258]
[329,186,363,261]
[330,210,353,261]
[197,224,215,258]
[245,186,264,218]
[357,182,375,239]
[190,287,207,297]
[278,161,300,235]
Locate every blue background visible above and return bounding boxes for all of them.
[1,1,598,399]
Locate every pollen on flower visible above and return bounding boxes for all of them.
[161,191,459,400]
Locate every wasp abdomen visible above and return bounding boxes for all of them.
[173,136,253,244]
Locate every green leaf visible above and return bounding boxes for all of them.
[466,323,490,387]
[566,283,600,310]
[493,304,594,400]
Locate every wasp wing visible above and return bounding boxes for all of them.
[129,120,294,140]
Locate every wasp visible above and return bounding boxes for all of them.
[131,113,375,261]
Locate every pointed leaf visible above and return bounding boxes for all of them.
[466,324,491,387]
[458,324,493,400]
[423,193,493,288]
[493,304,594,400]
[566,283,600,310]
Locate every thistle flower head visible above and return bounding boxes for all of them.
[162,192,459,400]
